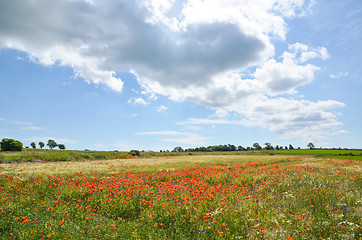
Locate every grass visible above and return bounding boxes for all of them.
[0,154,361,239]
[1,148,362,163]
[0,149,130,162]
[141,149,362,161]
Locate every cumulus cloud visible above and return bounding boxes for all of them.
[0,0,345,140]
[128,97,148,105]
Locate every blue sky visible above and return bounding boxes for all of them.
[0,0,361,151]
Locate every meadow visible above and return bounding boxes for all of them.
[0,154,361,239]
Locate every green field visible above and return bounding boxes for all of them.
[1,148,362,163]
[0,149,130,162]
[0,153,361,239]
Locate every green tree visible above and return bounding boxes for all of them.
[30,142,36,149]
[264,142,273,150]
[289,144,294,150]
[58,144,66,150]
[172,146,184,152]
[307,142,315,149]
[252,143,262,150]
[129,150,140,157]
[39,142,45,149]
[47,139,57,149]
[0,138,23,151]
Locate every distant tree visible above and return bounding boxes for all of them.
[172,146,184,152]
[264,142,273,150]
[237,145,246,151]
[228,144,236,151]
[307,142,315,149]
[289,144,294,150]
[129,150,140,156]
[252,143,262,150]
[285,146,288,150]
[30,142,36,149]
[58,144,66,150]
[39,142,45,149]
[47,139,57,149]
[0,138,23,151]
[275,145,280,150]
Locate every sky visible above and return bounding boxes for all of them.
[0,0,361,151]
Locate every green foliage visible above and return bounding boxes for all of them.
[0,138,23,151]
[172,146,184,152]
[39,142,45,149]
[307,142,315,149]
[30,142,36,149]
[253,143,262,150]
[47,139,57,149]
[129,150,140,157]
[58,144,66,150]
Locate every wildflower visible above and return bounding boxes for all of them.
[59,221,64,226]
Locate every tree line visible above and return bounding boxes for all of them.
[172,142,316,152]
[0,138,66,151]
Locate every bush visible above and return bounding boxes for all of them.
[0,138,23,151]
[129,150,140,157]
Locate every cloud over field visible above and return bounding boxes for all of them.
[0,0,345,140]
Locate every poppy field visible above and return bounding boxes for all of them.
[0,155,361,239]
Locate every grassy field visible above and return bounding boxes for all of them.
[0,154,361,239]
[0,149,131,162]
[1,148,362,163]
[141,149,362,161]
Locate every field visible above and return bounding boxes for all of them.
[0,154,361,239]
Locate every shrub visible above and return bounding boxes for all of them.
[129,150,140,157]
[0,138,23,151]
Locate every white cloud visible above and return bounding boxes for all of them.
[177,118,246,126]
[130,113,139,117]
[0,0,345,140]
[128,97,148,105]
[330,72,348,79]
[157,105,167,112]
[20,126,45,131]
